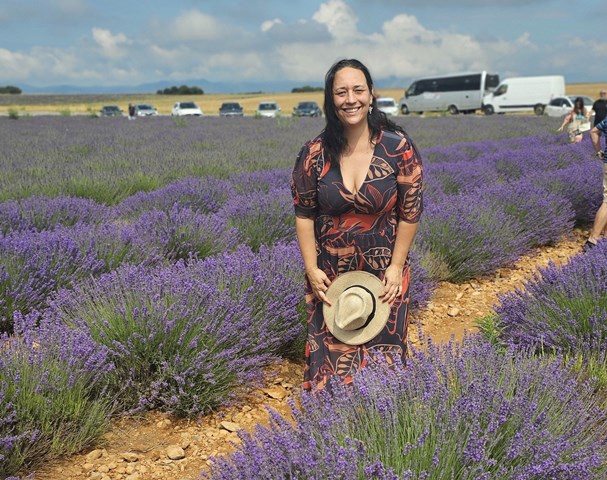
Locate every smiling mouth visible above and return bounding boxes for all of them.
[343,106,362,114]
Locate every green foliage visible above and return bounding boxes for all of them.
[7,108,19,119]
[157,85,204,95]
[291,85,323,93]
[475,314,507,348]
[0,343,112,477]
[59,108,71,117]
[0,85,22,94]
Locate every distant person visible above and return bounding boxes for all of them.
[128,103,136,120]
[557,97,589,143]
[586,117,607,250]
[589,89,607,126]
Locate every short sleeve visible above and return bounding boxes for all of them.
[290,140,321,219]
[395,133,423,223]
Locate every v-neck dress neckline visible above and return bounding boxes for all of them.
[338,142,377,195]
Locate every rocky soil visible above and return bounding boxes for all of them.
[32,230,587,480]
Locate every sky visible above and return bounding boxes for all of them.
[0,0,604,92]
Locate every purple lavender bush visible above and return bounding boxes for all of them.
[227,168,291,194]
[0,312,113,478]
[0,222,158,334]
[493,240,607,358]
[127,205,242,261]
[416,195,528,282]
[0,227,105,333]
[219,187,295,252]
[43,252,303,416]
[114,176,233,218]
[186,242,305,359]
[206,337,607,479]
[476,179,575,248]
[532,159,603,226]
[0,195,110,234]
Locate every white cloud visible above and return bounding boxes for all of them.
[261,18,283,32]
[167,9,221,41]
[0,48,38,80]
[92,28,131,59]
[0,0,593,88]
[312,0,358,40]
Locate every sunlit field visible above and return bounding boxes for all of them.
[0,83,605,116]
[2,112,607,478]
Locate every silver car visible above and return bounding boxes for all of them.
[256,101,281,118]
[134,104,158,116]
[544,95,594,118]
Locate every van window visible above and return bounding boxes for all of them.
[406,82,418,96]
[493,84,508,96]
[485,74,500,90]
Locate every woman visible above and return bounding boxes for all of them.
[558,97,589,143]
[290,59,423,391]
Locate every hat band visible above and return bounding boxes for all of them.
[343,284,376,330]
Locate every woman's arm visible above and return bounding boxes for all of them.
[381,220,419,303]
[295,216,332,305]
[557,113,572,132]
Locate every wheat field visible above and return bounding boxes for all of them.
[0,83,605,116]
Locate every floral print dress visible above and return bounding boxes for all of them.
[290,129,424,391]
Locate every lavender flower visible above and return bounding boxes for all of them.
[495,240,607,356]
[206,337,607,479]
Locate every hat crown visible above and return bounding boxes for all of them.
[334,286,374,331]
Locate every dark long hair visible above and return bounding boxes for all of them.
[321,58,404,164]
[573,97,585,116]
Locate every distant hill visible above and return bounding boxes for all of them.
[19,78,326,95]
[18,76,413,95]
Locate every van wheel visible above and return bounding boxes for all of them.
[448,105,459,115]
[400,104,409,115]
[534,104,545,115]
[483,105,495,115]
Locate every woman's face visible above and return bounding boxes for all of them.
[332,67,372,129]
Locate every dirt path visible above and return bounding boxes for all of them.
[32,230,586,480]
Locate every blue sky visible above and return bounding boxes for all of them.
[0,0,604,91]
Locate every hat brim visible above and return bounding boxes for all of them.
[323,271,391,345]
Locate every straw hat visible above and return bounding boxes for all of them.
[323,271,391,345]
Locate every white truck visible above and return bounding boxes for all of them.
[482,75,565,115]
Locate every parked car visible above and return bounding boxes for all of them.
[256,101,281,118]
[134,104,158,117]
[219,102,244,117]
[376,97,399,116]
[293,101,322,117]
[99,105,123,117]
[544,95,594,118]
[171,101,202,116]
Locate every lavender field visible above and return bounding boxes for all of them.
[2,114,607,478]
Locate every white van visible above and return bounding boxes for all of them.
[398,71,499,115]
[482,75,565,115]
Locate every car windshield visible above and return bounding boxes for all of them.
[180,102,196,108]
[568,96,593,107]
[259,103,277,110]
[222,103,240,109]
[377,99,395,106]
[299,102,316,108]
[104,106,119,111]
[138,105,153,110]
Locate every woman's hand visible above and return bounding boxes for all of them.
[306,267,332,305]
[380,264,403,304]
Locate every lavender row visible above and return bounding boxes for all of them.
[0,115,561,204]
[0,133,600,330]
[492,241,607,364]
[205,337,607,479]
[0,313,114,477]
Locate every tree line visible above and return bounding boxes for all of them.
[157,85,204,95]
[0,86,22,94]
